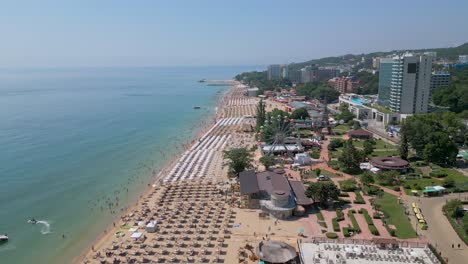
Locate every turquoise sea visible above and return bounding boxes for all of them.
[0,66,259,264]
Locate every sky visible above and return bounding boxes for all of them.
[1,0,468,67]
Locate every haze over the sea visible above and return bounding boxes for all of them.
[0,66,259,263]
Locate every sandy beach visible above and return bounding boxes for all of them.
[76,82,262,264]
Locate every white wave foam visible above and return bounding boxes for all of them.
[36,220,51,234]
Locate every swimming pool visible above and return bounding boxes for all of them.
[351,97,366,105]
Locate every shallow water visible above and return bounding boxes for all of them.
[0,66,259,263]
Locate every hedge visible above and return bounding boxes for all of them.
[362,209,373,225]
[336,209,345,221]
[361,208,380,236]
[369,224,380,236]
[326,232,338,239]
[319,221,327,228]
[347,211,361,233]
[316,212,324,221]
[338,192,350,197]
[430,171,447,178]
[332,218,340,232]
[343,227,351,237]
[353,191,365,204]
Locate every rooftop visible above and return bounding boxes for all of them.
[299,242,439,264]
[370,156,409,170]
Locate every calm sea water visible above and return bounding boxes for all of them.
[0,66,259,264]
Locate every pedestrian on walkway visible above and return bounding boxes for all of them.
[458,244,460,249]
[452,244,454,248]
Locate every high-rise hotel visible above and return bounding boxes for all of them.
[378,54,433,114]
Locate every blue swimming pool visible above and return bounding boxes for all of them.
[351,97,366,105]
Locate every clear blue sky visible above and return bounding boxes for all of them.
[1,0,467,67]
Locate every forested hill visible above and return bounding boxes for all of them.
[288,42,468,70]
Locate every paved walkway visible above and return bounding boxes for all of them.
[405,193,468,264]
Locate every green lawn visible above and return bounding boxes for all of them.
[374,193,418,239]
[370,150,399,157]
[402,167,468,194]
[353,139,395,149]
[333,124,351,132]
[440,168,468,191]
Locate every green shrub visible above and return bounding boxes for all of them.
[338,192,350,197]
[369,224,380,236]
[339,179,357,192]
[336,209,345,221]
[392,186,401,192]
[321,229,327,233]
[343,227,351,237]
[403,184,411,189]
[358,208,363,214]
[347,210,361,233]
[316,212,324,221]
[326,232,338,239]
[319,221,327,228]
[310,149,321,159]
[430,170,447,178]
[337,198,351,205]
[372,212,382,219]
[353,191,365,204]
[332,218,340,231]
[362,209,373,225]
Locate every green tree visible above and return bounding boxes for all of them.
[338,139,363,172]
[328,138,344,151]
[291,108,310,120]
[423,132,459,166]
[255,99,266,131]
[363,140,375,157]
[360,172,375,186]
[315,168,322,177]
[399,132,409,160]
[336,103,355,123]
[443,199,463,218]
[375,171,400,186]
[223,148,253,176]
[400,112,463,165]
[305,181,340,206]
[259,155,275,170]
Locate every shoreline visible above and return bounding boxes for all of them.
[73,82,234,263]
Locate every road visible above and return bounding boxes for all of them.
[405,193,468,264]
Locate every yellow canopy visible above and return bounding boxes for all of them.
[413,207,420,214]
[416,213,423,220]
[411,202,417,208]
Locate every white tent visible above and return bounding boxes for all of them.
[146,222,157,233]
[131,232,143,239]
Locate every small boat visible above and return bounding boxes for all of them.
[193,106,201,109]
[28,218,38,224]
[198,79,206,83]
[0,234,8,243]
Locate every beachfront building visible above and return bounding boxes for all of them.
[238,170,312,219]
[288,69,302,84]
[430,73,450,97]
[298,239,439,264]
[268,64,282,80]
[246,87,259,96]
[338,93,405,129]
[459,55,468,64]
[378,54,433,114]
[331,76,362,94]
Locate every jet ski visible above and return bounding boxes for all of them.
[28,218,38,224]
[0,234,8,243]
